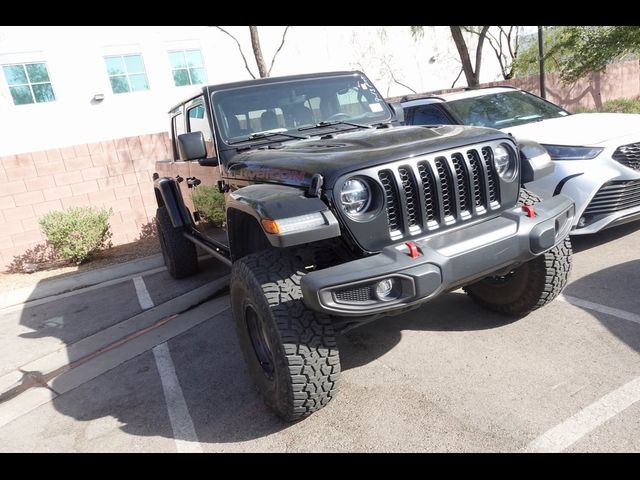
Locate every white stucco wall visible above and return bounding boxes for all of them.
[0,26,506,156]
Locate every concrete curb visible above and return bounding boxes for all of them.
[0,254,165,310]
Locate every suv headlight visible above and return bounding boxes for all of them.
[541,144,603,160]
[493,143,518,181]
[341,178,370,215]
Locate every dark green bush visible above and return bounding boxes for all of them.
[39,206,113,264]
[192,185,226,227]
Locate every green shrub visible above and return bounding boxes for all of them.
[575,97,640,114]
[39,206,113,264]
[192,185,226,227]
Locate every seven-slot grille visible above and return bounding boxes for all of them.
[377,146,500,237]
[583,179,640,216]
[612,142,640,171]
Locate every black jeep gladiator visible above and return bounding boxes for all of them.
[152,71,574,421]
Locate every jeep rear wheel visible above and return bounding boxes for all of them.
[230,249,340,421]
[155,206,198,279]
[463,189,573,316]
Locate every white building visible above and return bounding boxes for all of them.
[0,26,506,156]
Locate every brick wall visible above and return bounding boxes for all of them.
[390,60,640,113]
[0,132,171,269]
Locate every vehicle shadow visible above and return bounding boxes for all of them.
[570,222,640,254]
[42,289,518,446]
[563,259,640,353]
[7,242,639,448]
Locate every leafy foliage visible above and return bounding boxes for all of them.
[513,26,640,83]
[192,185,226,227]
[575,97,640,114]
[39,206,112,264]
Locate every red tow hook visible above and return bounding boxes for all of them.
[405,241,421,258]
[522,205,536,218]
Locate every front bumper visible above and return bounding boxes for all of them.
[525,152,640,235]
[301,195,574,316]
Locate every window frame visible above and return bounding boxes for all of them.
[2,61,56,105]
[168,49,207,87]
[104,53,150,94]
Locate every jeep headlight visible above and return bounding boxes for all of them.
[341,178,370,215]
[493,143,517,181]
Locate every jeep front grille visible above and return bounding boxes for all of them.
[378,146,501,237]
[612,142,640,171]
[584,179,640,215]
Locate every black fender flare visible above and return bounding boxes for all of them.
[226,183,340,248]
[153,177,193,229]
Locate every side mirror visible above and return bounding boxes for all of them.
[177,132,206,161]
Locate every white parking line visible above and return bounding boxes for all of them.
[525,376,640,452]
[558,294,640,326]
[133,276,154,310]
[152,342,202,453]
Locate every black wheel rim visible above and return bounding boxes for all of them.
[245,304,275,380]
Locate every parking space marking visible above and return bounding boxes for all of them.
[0,267,166,315]
[525,376,640,452]
[559,294,640,326]
[152,342,202,453]
[133,276,154,310]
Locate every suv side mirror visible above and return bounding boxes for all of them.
[177,132,207,161]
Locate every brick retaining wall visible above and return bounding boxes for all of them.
[0,133,171,269]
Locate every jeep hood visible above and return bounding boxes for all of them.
[225,125,506,187]
[503,113,640,147]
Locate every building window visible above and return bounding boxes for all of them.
[2,62,55,105]
[104,54,149,94]
[168,49,207,86]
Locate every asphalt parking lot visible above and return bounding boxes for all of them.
[0,223,638,452]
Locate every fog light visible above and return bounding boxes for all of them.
[577,216,587,228]
[375,278,400,301]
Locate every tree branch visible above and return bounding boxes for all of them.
[268,26,291,76]
[213,26,256,79]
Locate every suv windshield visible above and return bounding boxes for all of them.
[445,90,568,129]
[212,74,392,144]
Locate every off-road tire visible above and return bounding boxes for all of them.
[463,189,573,316]
[230,249,340,421]
[155,206,198,279]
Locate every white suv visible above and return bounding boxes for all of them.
[401,87,640,234]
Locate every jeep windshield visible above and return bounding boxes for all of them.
[212,74,392,145]
[444,90,569,129]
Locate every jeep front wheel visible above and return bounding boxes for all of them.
[230,249,340,421]
[155,206,198,279]
[463,189,573,316]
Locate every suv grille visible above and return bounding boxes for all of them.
[612,142,640,171]
[377,146,501,238]
[584,179,640,215]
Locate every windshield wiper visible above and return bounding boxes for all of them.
[298,120,371,131]
[228,131,309,145]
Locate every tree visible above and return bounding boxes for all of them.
[555,26,640,82]
[411,26,490,87]
[513,26,640,83]
[482,26,520,80]
[213,26,291,78]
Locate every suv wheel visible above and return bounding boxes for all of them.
[155,206,198,279]
[463,189,573,316]
[230,249,340,421]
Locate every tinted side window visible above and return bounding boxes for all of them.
[187,104,215,157]
[411,105,452,125]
